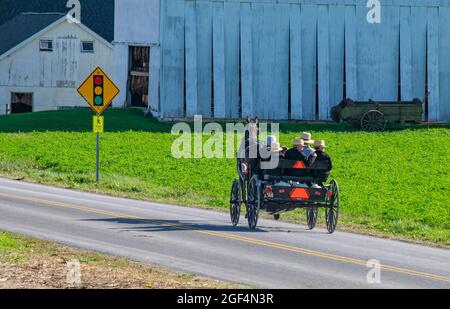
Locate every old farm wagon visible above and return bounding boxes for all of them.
[330,93,428,132]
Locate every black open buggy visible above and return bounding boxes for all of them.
[230,126,340,233]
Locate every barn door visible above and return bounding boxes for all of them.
[55,37,79,88]
[128,46,150,107]
[10,93,33,114]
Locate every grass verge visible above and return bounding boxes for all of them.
[0,231,242,289]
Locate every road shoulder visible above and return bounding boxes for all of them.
[0,232,244,289]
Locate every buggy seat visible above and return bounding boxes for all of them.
[258,159,331,185]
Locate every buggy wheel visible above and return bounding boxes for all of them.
[361,110,386,132]
[306,208,319,230]
[325,180,340,234]
[247,176,260,230]
[230,180,242,227]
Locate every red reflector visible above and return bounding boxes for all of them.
[290,188,310,200]
[327,190,334,198]
[264,186,273,194]
[315,191,322,196]
[293,161,306,169]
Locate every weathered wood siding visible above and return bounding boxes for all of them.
[158,0,450,121]
[0,19,112,114]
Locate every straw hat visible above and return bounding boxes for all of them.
[293,138,304,148]
[267,142,283,153]
[301,132,315,144]
[314,140,326,148]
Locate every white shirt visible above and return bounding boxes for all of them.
[301,146,316,159]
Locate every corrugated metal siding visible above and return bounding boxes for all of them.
[160,0,185,118]
[439,6,450,122]
[160,0,450,121]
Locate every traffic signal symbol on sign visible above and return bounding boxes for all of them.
[93,75,104,106]
[77,67,120,115]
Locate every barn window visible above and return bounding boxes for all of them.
[39,39,53,52]
[81,41,94,53]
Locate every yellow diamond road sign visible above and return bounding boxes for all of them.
[77,67,120,115]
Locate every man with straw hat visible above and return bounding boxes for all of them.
[258,138,284,172]
[260,136,286,155]
[261,137,284,157]
[300,132,316,160]
[285,138,307,162]
[268,141,284,154]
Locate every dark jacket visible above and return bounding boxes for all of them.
[286,148,318,167]
[259,151,285,177]
[284,148,310,177]
[314,150,333,171]
[311,150,332,182]
[284,148,307,162]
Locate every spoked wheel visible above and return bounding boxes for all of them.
[325,180,341,234]
[306,207,319,230]
[361,110,386,132]
[247,176,260,230]
[229,180,242,227]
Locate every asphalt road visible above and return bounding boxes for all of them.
[0,177,449,289]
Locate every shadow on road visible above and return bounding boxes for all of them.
[83,217,324,235]
[83,217,269,233]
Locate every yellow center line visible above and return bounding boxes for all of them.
[1,191,449,284]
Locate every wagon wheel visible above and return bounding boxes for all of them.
[229,180,242,227]
[247,176,260,230]
[306,207,319,230]
[325,180,340,234]
[361,110,386,132]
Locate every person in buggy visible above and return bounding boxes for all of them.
[285,133,317,165]
[260,136,285,158]
[300,132,316,160]
[259,136,285,175]
[237,118,260,177]
[309,140,333,185]
[285,138,307,162]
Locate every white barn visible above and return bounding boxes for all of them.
[0,13,113,114]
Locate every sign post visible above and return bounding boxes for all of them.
[93,115,104,182]
[96,130,100,182]
[77,67,119,183]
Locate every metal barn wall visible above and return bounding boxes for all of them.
[160,0,450,122]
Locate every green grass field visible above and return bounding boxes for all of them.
[0,109,448,246]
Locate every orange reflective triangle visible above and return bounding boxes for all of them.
[290,188,310,200]
[293,161,306,169]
